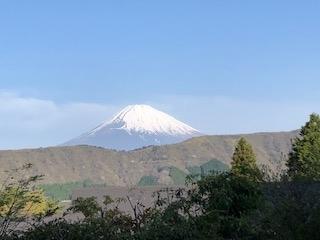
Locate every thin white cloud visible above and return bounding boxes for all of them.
[0,91,119,149]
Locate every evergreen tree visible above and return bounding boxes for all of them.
[287,113,320,180]
[231,137,261,180]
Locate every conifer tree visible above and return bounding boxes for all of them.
[231,137,261,181]
[287,113,320,180]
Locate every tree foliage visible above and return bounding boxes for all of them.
[0,164,59,237]
[287,113,320,180]
[231,137,261,181]
[4,173,320,240]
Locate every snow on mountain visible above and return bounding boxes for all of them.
[63,104,201,150]
[90,105,199,136]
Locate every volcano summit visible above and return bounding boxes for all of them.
[64,105,201,150]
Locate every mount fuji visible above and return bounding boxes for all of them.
[63,104,202,150]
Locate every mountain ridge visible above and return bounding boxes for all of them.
[0,130,298,186]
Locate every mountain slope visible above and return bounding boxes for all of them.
[0,131,298,186]
[64,105,201,150]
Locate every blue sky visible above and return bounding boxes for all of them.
[0,1,320,149]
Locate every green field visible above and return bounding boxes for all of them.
[138,175,158,186]
[169,166,188,185]
[40,180,107,201]
[188,159,230,177]
[136,159,229,186]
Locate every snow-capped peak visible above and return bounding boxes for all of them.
[89,104,200,136]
